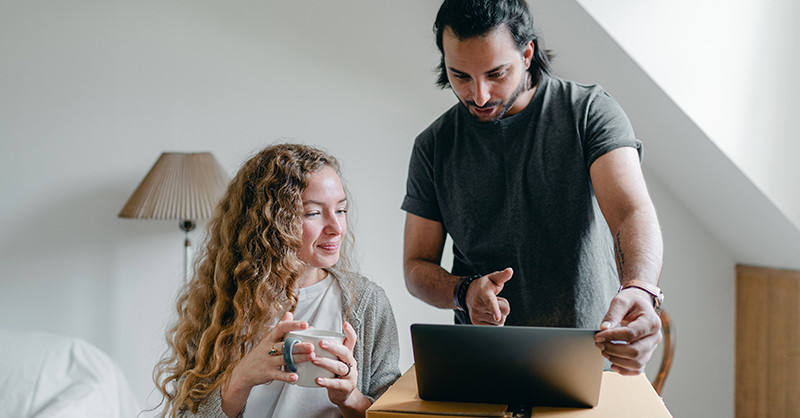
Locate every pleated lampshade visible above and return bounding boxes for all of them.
[118,152,229,221]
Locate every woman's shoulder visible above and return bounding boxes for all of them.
[331,268,380,292]
[331,270,391,311]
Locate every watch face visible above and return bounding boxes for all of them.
[654,292,663,314]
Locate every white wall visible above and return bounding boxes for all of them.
[0,1,741,416]
[644,175,736,418]
[577,0,800,232]
[0,0,454,413]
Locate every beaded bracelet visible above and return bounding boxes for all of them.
[453,274,482,312]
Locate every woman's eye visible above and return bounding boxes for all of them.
[336,209,348,215]
[304,212,320,218]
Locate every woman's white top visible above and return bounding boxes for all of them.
[244,273,344,418]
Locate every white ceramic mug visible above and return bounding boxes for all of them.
[283,329,345,387]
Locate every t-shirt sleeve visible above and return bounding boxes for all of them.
[582,89,643,168]
[401,132,443,222]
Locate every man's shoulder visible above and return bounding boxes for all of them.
[543,74,609,101]
[415,103,462,144]
[549,76,625,113]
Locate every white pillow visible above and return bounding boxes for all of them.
[0,329,140,418]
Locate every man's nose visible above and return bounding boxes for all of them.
[472,80,490,106]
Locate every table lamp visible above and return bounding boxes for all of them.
[118,152,229,283]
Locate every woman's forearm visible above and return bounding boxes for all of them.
[220,370,252,418]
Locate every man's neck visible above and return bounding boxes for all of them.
[504,77,539,118]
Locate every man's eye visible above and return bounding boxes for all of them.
[452,73,469,80]
[336,209,348,215]
[489,71,504,78]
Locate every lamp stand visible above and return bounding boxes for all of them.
[180,220,196,283]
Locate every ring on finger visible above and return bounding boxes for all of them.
[268,346,280,356]
[341,362,353,377]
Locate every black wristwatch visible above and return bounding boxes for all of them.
[453,274,482,312]
[619,280,664,314]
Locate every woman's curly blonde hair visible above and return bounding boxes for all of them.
[153,143,355,417]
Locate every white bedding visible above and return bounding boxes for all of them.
[0,329,139,418]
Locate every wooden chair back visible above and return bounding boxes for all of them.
[652,309,675,396]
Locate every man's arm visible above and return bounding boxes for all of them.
[402,213,454,308]
[590,147,664,375]
[403,213,512,325]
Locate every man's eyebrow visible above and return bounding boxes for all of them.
[447,64,509,76]
[484,64,509,74]
[447,66,468,75]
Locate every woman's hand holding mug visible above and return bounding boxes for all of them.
[222,312,311,416]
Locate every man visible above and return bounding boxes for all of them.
[401,0,664,375]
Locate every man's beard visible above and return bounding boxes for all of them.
[462,71,529,122]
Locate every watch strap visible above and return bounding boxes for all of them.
[620,279,663,313]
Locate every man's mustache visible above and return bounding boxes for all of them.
[466,101,502,109]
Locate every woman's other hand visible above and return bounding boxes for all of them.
[314,321,372,418]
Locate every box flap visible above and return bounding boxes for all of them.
[369,366,509,417]
[368,366,672,418]
[531,373,672,417]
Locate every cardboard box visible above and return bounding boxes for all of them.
[367,366,672,417]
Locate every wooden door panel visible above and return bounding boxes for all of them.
[736,265,800,418]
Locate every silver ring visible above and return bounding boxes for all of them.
[342,362,353,377]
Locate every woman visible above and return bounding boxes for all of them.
[154,144,400,418]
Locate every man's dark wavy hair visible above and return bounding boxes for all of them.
[433,0,553,89]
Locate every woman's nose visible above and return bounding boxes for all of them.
[324,214,344,234]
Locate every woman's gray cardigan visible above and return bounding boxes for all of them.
[181,271,401,417]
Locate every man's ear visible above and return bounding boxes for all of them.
[522,40,534,69]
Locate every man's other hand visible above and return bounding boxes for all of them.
[594,288,662,374]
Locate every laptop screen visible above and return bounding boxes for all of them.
[410,323,604,408]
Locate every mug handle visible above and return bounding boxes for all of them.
[283,337,300,372]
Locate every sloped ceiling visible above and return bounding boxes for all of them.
[531,0,800,271]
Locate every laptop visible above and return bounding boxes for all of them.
[410,323,604,408]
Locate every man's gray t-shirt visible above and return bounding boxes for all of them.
[402,75,642,328]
